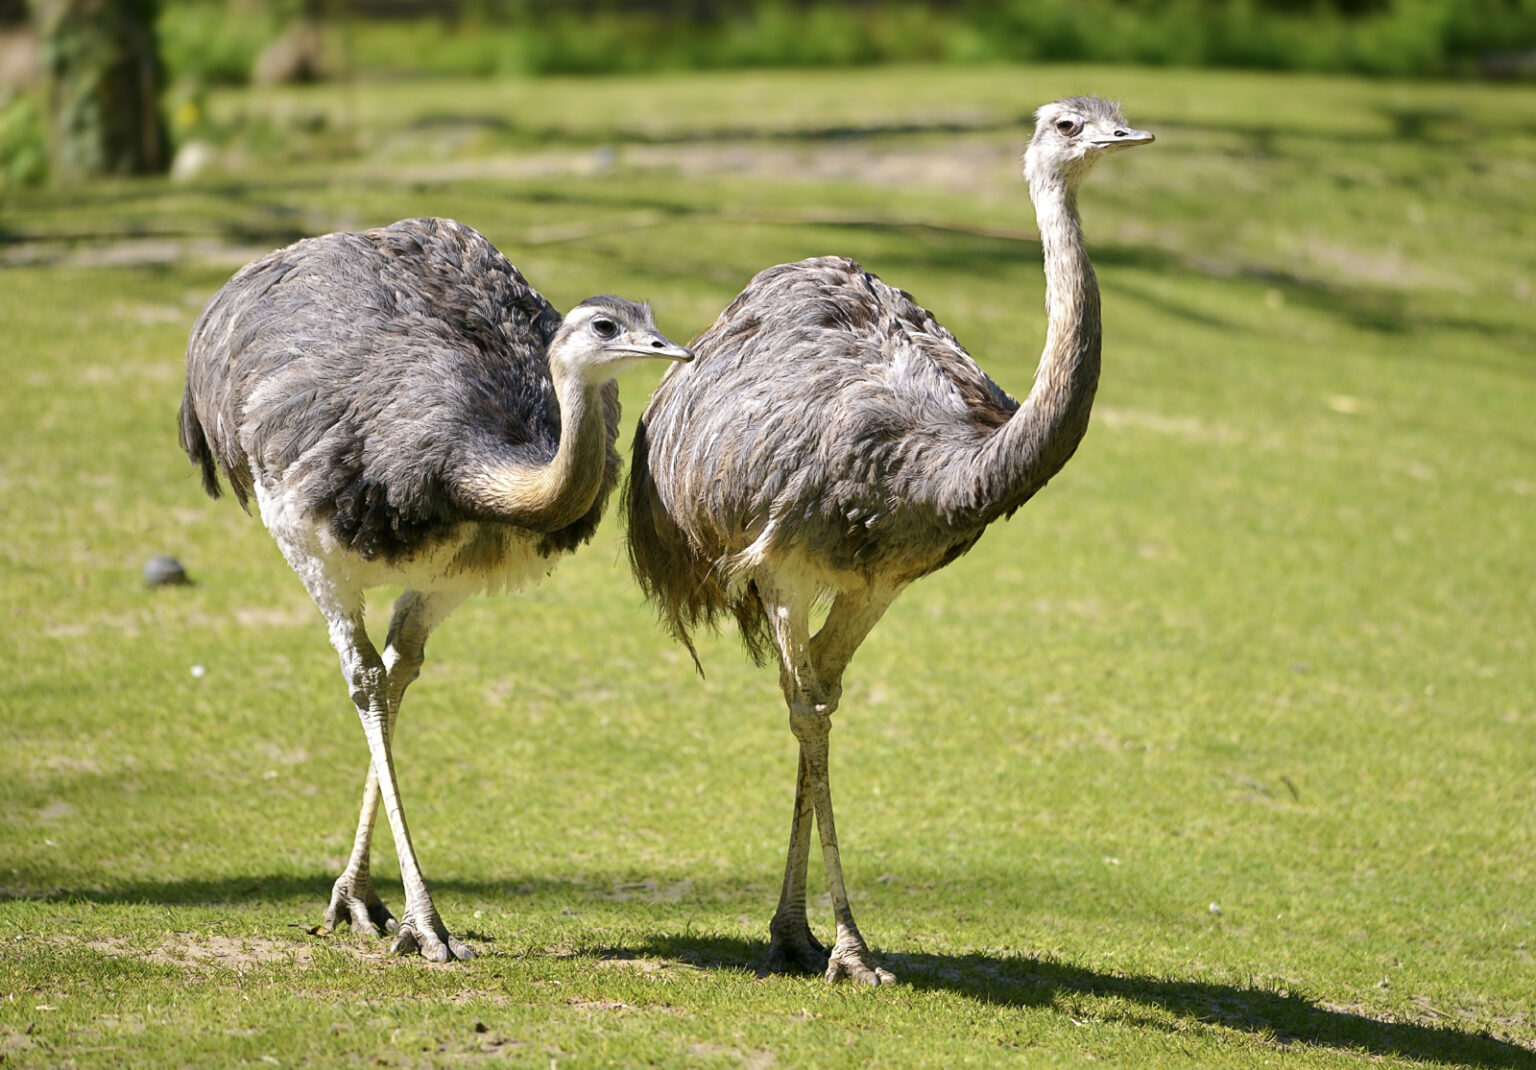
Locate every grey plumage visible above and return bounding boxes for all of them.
[181,220,638,560]
[625,97,1153,983]
[180,216,690,961]
[627,255,1026,663]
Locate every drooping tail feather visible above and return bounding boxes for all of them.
[177,384,226,502]
[622,417,773,672]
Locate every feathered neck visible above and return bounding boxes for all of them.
[458,363,613,533]
[957,169,1103,521]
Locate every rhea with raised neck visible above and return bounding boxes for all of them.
[966,95,1155,518]
[621,95,1155,987]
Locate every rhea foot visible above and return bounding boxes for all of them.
[825,939,896,986]
[389,905,474,963]
[767,912,829,975]
[323,871,398,937]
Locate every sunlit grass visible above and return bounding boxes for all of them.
[1,64,1534,1067]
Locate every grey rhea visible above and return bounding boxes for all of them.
[625,98,1153,984]
[179,217,691,962]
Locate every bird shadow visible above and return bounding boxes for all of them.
[610,932,1534,1069]
[12,876,1532,1067]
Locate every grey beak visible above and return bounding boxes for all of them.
[1103,126,1155,148]
[622,333,693,362]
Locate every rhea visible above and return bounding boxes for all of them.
[179,217,691,962]
[625,98,1153,983]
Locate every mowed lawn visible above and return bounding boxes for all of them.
[1,64,1534,1067]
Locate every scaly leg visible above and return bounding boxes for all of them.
[324,762,395,935]
[761,581,897,984]
[315,590,470,962]
[323,591,463,940]
[766,746,827,973]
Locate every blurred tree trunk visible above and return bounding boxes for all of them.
[36,0,166,180]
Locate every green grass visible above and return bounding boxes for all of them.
[2,64,1534,1067]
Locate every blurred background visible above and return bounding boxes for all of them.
[1,0,1535,187]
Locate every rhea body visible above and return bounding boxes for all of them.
[180,217,690,961]
[626,98,1153,983]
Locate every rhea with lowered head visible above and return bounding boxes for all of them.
[625,97,1153,983]
[180,217,690,961]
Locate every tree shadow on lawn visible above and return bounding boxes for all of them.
[622,931,1535,1070]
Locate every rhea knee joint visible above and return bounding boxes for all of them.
[348,665,386,709]
[788,705,830,742]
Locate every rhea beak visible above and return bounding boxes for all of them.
[1093,126,1155,152]
[619,334,694,363]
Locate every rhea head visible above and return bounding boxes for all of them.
[550,297,693,384]
[1024,96,1154,189]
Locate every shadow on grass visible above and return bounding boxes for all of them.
[622,932,1534,1070]
[11,876,1529,1068]
[9,168,1529,363]
[403,107,1536,152]
[1,874,526,909]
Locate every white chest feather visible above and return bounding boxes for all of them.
[253,479,556,604]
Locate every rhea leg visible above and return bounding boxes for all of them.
[763,582,897,984]
[323,591,464,939]
[766,745,826,973]
[317,590,471,961]
[324,763,394,935]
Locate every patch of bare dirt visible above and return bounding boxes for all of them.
[0,238,274,272]
[386,136,1015,196]
[592,954,703,975]
[1286,233,1461,291]
[1308,1001,1536,1054]
[84,934,337,972]
[688,1041,777,1069]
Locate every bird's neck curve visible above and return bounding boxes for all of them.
[462,363,613,533]
[970,169,1102,516]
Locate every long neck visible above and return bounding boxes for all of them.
[967,170,1102,516]
[461,366,612,533]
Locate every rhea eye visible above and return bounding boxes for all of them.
[591,317,618,340]
[1056,118,1083,136]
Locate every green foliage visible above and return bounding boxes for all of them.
[2,64,1535,1065]
[156,0,278,86]
[316,0,1536,78]
[0,89,47,188]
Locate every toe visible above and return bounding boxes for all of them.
[388,927,420,957]
[368,901,398,934]
[768,938,829,976]
[389,917,473,963]
[349,904,382,936]
[825,952,895,986]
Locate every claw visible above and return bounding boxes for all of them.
[767,916,830,976]
[324,873,397,938]
[824,946,896,986]
[389,927,418,957]
[389,911,474,962]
